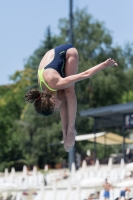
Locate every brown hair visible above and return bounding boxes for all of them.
[24,89,54,116]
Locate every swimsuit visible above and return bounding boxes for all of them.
[104,190,110,198]
[120,190,126,197]
[38,69,57,92]
[38,44,73,91]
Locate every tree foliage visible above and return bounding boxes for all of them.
[0,8,133,170]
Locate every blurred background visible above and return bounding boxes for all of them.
[0,0,133,199]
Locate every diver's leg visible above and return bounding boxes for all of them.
[64,86,77,152]
[57,90,68,143]
[63,47,79,152]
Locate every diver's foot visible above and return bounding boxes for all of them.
[64,130,77,152]
[105,58,118,67]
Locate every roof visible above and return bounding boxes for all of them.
[80,102,133,128]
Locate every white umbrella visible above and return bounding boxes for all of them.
[4,168,8,182]
[22,165,28,178]
[115,179,133,187]
[80,177,104,187]
[0,182,18,190]
[120,158,125,169]
[86,149,91,156]
[11,167,16,179]
[126,162,133,170]
[33,166,37,176]
[71,162,76,176]
[44,164,48,172]
[108,157,113,171]
[95,159,100,171]
[81,160,87,177]
[82,160,87,170]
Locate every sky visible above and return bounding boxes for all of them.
[0,0,133,85]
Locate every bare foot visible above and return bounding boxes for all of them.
[64,130,77,152]
[105,58,118,67]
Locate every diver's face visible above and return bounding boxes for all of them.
[50,96,62,111]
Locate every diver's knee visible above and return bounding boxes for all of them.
[67,48,79,60]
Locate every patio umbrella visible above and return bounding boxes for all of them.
[33,166,37,176]
[81,160,87,177]
[11,167,16,179]
[126,162,133,171]
[75,132,133,145]
[95,159,100,171]
[80,177,104,187]
[108,157,113,171]
[0,182,18,190]
[44,164,48,172]
[115,179,133,187]
[4,168,8,182]
[71,162,76,176]
[120,158,125,170]
[22,165,28,178]
[82,160,87,170]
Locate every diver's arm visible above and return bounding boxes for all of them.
[55,59,118,90]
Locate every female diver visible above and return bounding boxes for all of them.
[25,44,118,152]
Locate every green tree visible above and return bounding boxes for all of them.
[1,8,133,169]
[17,8,133,165]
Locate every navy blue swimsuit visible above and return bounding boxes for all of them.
[120,190,126,197]
[45,44,73,78]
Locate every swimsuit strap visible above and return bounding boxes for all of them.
[38,69,57,92]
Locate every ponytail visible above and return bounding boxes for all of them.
[24,89,54,116]
[25,89,41,103]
